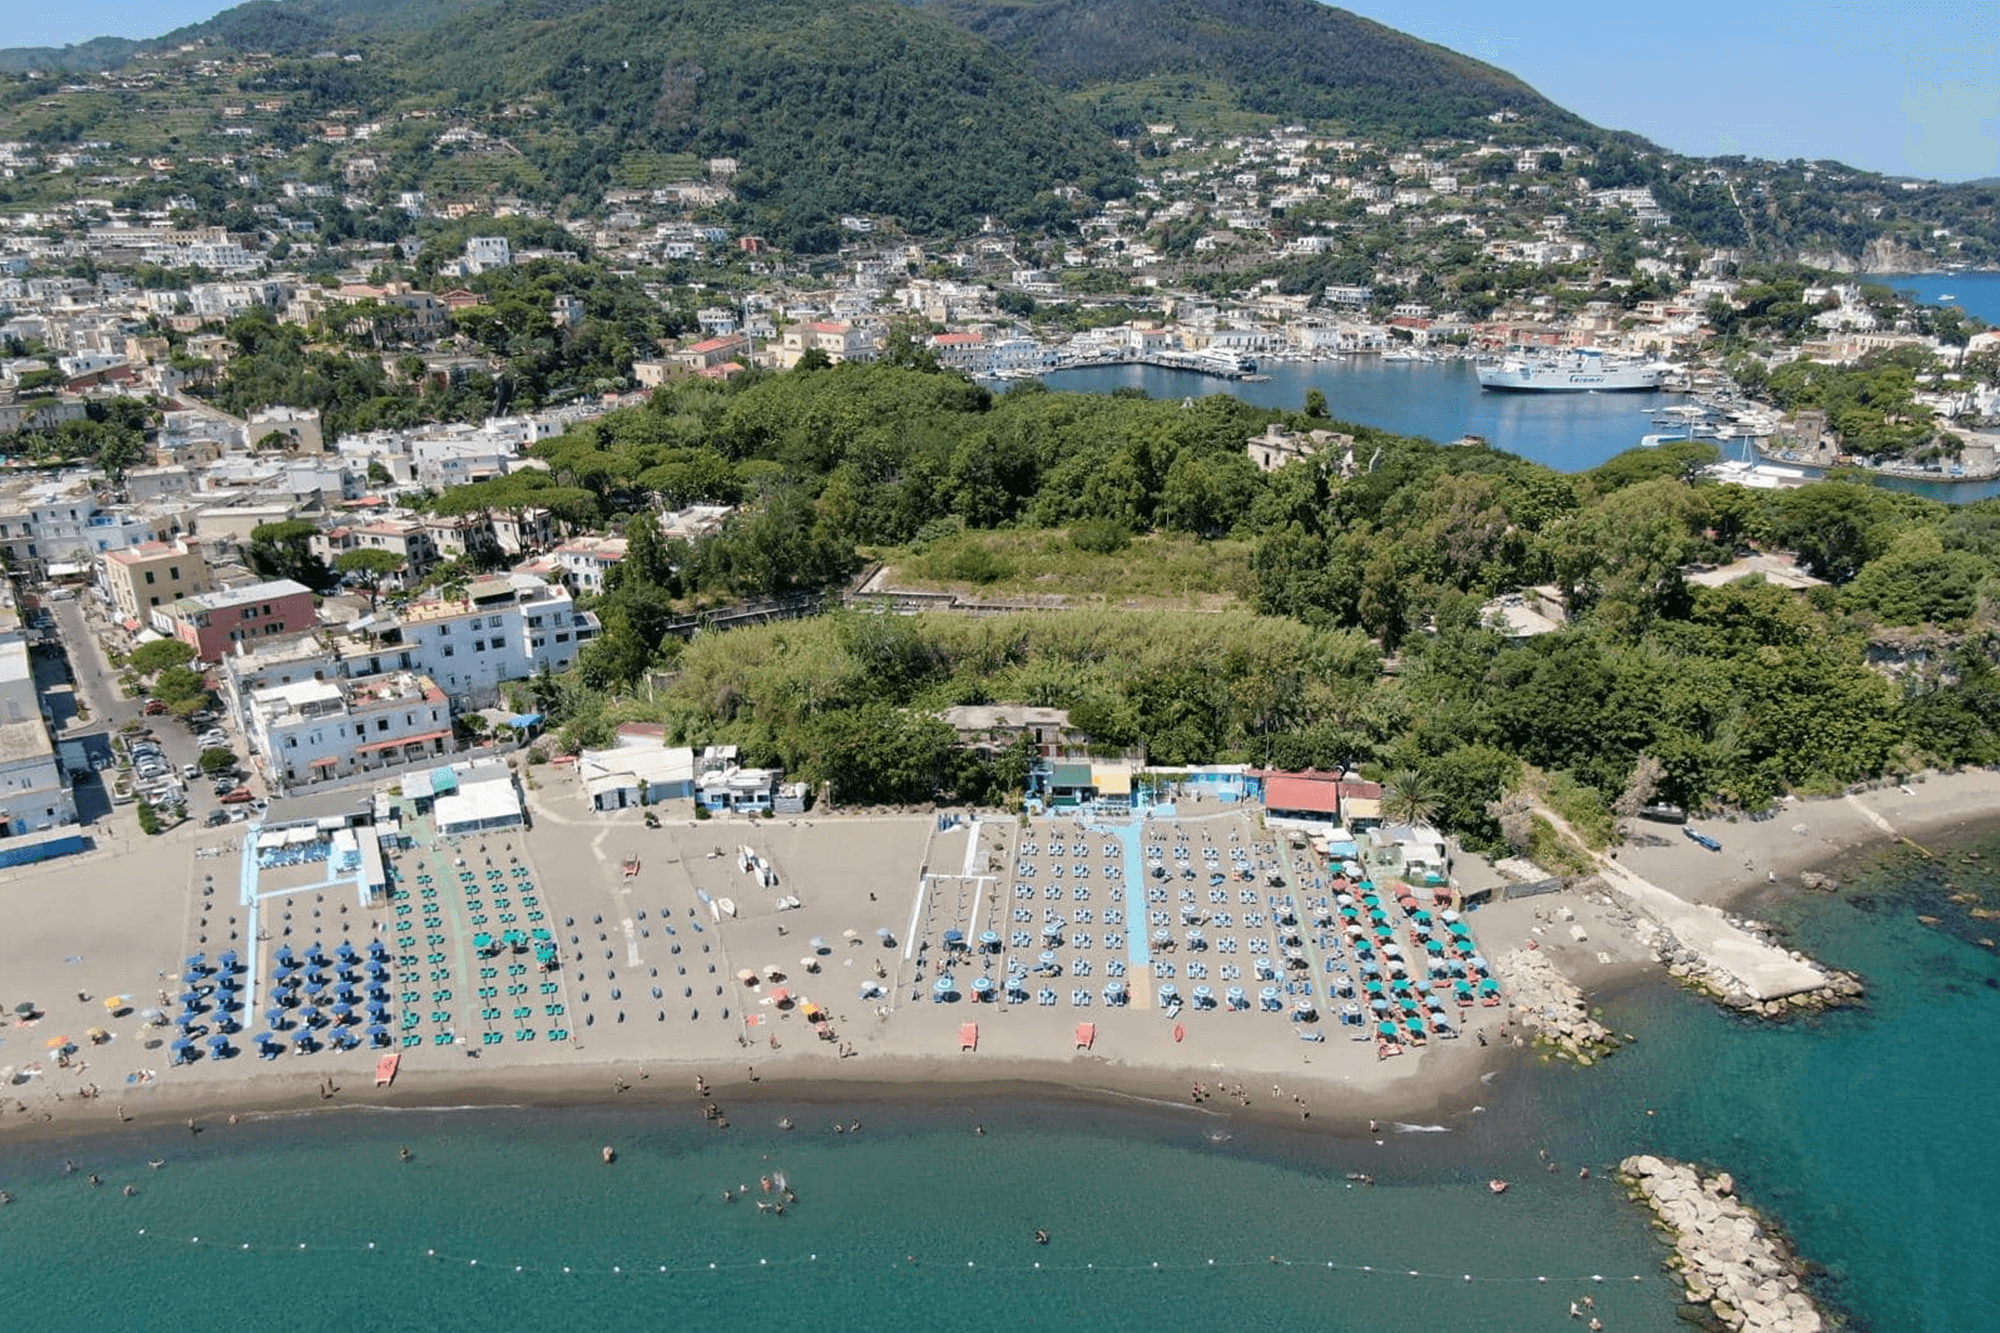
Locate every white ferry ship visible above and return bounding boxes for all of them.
[1476,347,1664,393]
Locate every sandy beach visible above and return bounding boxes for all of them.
[2,765,1991,1150]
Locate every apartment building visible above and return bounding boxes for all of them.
[153,578,317,661]
[248,670,450,788]
[99,537,212,625]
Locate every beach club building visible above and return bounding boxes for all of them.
[578,730,698,811]
[1255,770,1383,835]
[1027,755,1140,812]
[431,759,525,836]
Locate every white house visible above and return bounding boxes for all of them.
[248,671,451,788]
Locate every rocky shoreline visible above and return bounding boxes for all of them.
[1497,946,1621,1063]
[1627,912,1866,1020]
[1619,1155,1832,1333]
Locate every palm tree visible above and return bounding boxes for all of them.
[1382,768,1440,828]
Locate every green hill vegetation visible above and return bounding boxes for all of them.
[420,360,2000,836]
[924,0,1594,142]
[399,0,1130,245]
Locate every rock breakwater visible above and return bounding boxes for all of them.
[1497,946,1620,1063]
[1619,1154,1831,1333]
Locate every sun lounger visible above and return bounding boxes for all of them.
[1076,1022,1096,1049]
[959,1022,978,1052]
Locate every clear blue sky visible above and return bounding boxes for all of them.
[12,0,1999,181]
[1341,0,1998,181]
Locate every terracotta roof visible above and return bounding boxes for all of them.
[1263,774,1341,815]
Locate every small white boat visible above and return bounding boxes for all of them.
[716,897,737,919]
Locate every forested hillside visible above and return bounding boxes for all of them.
[402,0,1131,244]
[417,360,2000,834]
[923,0,1592,140]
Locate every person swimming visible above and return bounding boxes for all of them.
[399,1146,412,1163]
[1034,1229,1049,1246]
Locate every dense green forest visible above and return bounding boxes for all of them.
[449,359,2000,841]
[923,0,1591,144]
[393,0,1130,246]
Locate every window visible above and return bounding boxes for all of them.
[441,645,454,658]
[149,596,159,607]
[285,736,297,748]
[169,566,180,580]
[554,632,569,644]
[473,640,485,652]
[144,571,156,584]
[439,624,450,636]
[377,719,389,732]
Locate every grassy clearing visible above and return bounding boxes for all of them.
[874,529,1256,608]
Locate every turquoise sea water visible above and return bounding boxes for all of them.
[4,828,1998,1332]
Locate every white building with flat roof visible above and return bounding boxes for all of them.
[0,633,74,834]
[248,671,451,788]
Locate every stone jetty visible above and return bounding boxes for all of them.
[1627,913,1865,1018]
[1591,857,1856,1009]
[1619,1154,1829,1333]
[1497,946,1618,1063]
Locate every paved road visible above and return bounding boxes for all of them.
[48,595,246,827]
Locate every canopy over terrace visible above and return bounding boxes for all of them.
[433,764,522,836]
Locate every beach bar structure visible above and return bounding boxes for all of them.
[432,760,524,836]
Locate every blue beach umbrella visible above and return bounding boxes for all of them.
[971,976,995,996]
[266,1007,289,1028]
[332,1003,354,1021]
[979,930,1001,950]
[175,1012,199,1030]
[184,953,206,973]
[207,1035,230,1055]
[219,950,240,969]
[1038,950,1058,967]
[1377,1021,1397,1037]
[1370,997,1390,1011]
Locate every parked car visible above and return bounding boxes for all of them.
[182,763,200,780]
[142,699,167,716]
[204,810,230,827]
[218,787,255,804]
[198,733,228,750]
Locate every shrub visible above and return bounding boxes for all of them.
[1069,519,1131,554]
